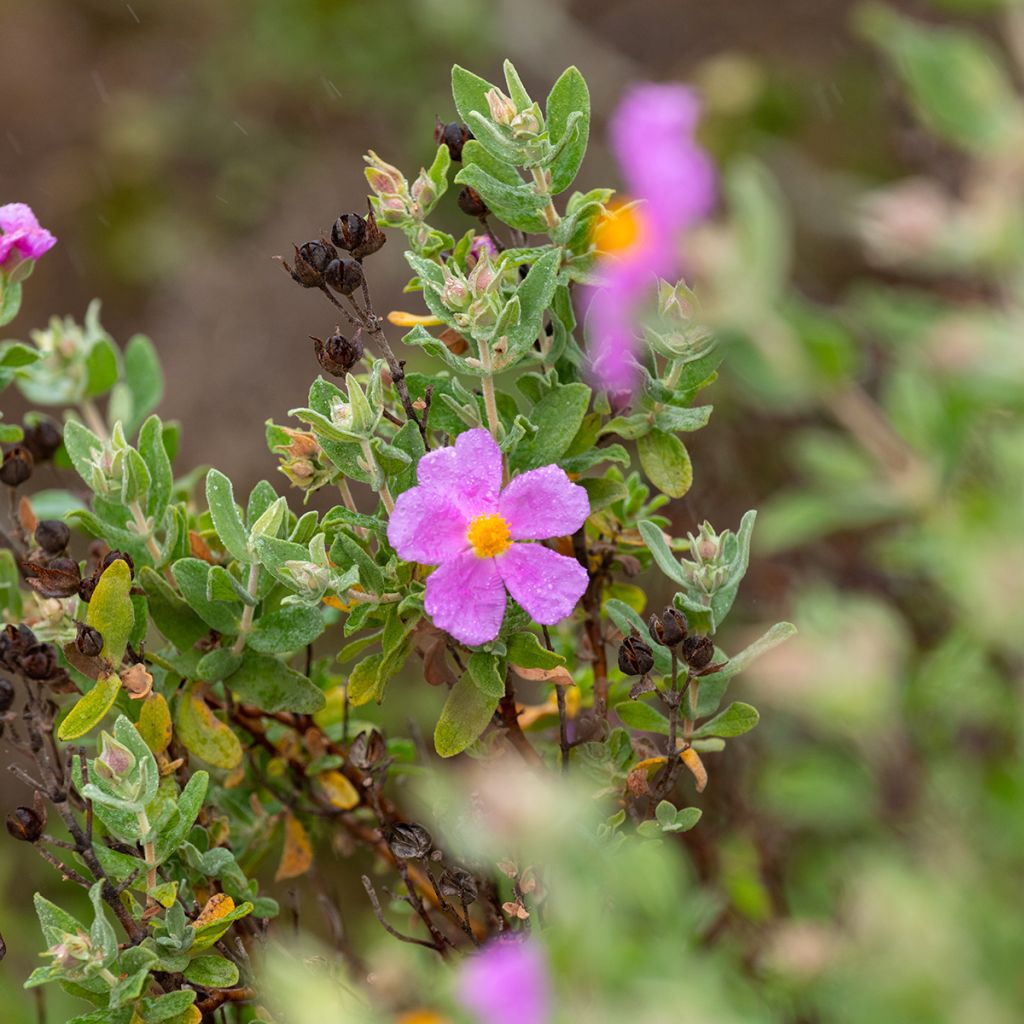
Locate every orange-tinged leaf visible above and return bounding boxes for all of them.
[193,893,235,929]
[316,769,360,810]
[680,747,708,792]
[174,682,242,770]
[275,812,313,881]
[510,663,574,687]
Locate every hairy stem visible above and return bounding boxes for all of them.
[231,561,261,654]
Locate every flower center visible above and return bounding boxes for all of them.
[592,200,644,254]
[467,513,512,558]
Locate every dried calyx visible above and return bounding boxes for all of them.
[434,118,473,161]
[618,633,655,676]
[330,205,386,261]
[313,332,364,377]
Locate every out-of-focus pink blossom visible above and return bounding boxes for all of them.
[585,84,715,395]
[469,233,499,265]
[457,937,550,1024]
[0,203,57,265]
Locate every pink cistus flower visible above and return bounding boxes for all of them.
[457,937,551,1024]
[0,203,57,265]
[585,83,715,396]
[387,428,589,646]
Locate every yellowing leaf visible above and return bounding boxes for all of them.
[680,747,708,792]
[85,558,135,665]
[193,893,235,929]
[174,683,242,770]
[275,812,313,881]
[316,769,360,810]
[57,672,120,741]
[137,693,172,753]
[510,663,574,687]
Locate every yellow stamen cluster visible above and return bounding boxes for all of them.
[467,513,512,558]
[592,200,644,255]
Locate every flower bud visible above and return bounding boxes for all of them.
[434,119,473,161]
[35,520,71,554]
[383,821,433,860]
[0,446,33,487]
[510,106,542,138]
[648,607,688,648]
[364,151,407,197]
[313,332,364,377]
[95,732,137,786]
[325,256,364,296]
[468,251,498,294]
[6,806,43,842]
[457,186,489,219]
[22,420,62,463]
[46,932,95,972]
[618,634,654,676]
[0,676,14,712]
[485,87,517,126]
[681,634,715,670]
[19,643,58,680]
[75,622,103,658]
[439,865,478,904]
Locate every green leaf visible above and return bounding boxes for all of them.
[205,469,250,563]
[57,673,121,741]
[434,674,500,757]
[696,621,796,717]
[693,701,760,738]
[171,558,242,635]
[248,605,325,654]
[174,683,242,770]
[33,892,87,946]
[138,415,172,521]
[226,650,326,713]
[154,770,208,863]
[122,334,163,432]
[509,382,591,471]
[637,429,692,498]
[139,566,210,651]
[86,559,135,664]
[637,520,687,587]
[0,278,23,327]
[500,248,561,367]
[196,648,244,682]
[137,990,197,1024]
[581,477,628,513]
[468,651,505,699]
[614,700,670,735]
[546,66,590,193]
[184,954,239,989]
[506,631,565,670]
[452,64,498,125]
[455,159,550,234]
[84,337,119,398]
[63,419,103,491]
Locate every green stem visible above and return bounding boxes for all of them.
[231,561,261,654]
[359,438,394,514]
[529,166,560,230]
[136,809,157,896]
[79,399,108,441]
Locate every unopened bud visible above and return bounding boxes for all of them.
[485,87,517,126]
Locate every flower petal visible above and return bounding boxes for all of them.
[497,543,588,626]
[425,551,507,645]
[458,938,550,1024]
[415,428,502,516]
[387,486,469,565]
[499,465,590,541]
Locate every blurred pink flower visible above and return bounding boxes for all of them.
[585,84,715,395]
[387,428,589,645]
[469,233,499,265]
[457,937,550,1024]
[0,203,57,264]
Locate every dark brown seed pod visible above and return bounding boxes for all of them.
[457,186,488,219]
[439,866,478,904]
[5,806,43,843]
[324,256,364,296]
[19,643,58,680]
[0,677,14,712]
[0,624,36,671]
[0,446,33,487]
[648,607,688,648]
[285,240,337,288]
[331,213,366,253]
[101,550,134,577]
[681,634,715,670]
[78,575,98,603]
[22,558,81,599]
[350,204,386,260]
[22,420,62,463]
[434,119,473,161]
[618,634,654,676]
[349,728,387,770]
[34,520,71,554]
[313,332,364,377]
[75,622,104,659]
[383,822,433,860]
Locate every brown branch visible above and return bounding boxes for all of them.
[498,673,545,769]
[361,875,445,952]
[572,527,609,719]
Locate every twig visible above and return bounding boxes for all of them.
[542,626,570,773]
[498,673,545,769]
[361,875,445,952]
[572,528,609,719]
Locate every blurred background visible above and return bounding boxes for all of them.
[4,0,1024,1020]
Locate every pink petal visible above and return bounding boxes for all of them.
[499,465,590,541]
[0,203,56,261]
[425,550,507,645]
[387,486,469,565]
[458,938,550,1024]
[415,428,502,516]
[497,543,588,626]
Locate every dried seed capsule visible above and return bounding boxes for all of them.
[22,558,81,599]
[383,822,433,860]
[434,119,473,161]
[78,575,98,603]
[22,420,62,463]
[286,240,337,288]
[0,677,14,712]
[439,866,478,904]
[351,205,386,260]
[457,186,488,219]
[349,728,386,770]
[681,634,715,670]
[324,256,364,296]
[0,624,36,671]
[6,806,43,842]
[19,643,58,680]
[331,213,366,253]
[313,332,363,377]
[101,550,134,577]
[618,634,654,676]
[34,520,71,554]
[0,446,33,487]
[75,622,104,659]
[648,607,688,648]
